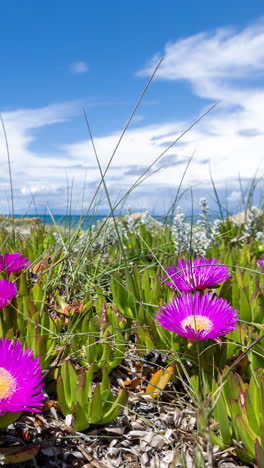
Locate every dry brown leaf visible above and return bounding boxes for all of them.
[123,376,143,389]
[146,364,177,399]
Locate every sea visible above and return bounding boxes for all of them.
[11,214,174,230]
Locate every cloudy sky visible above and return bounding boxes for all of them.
[0,1,264,216]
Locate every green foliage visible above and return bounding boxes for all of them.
[57,361,128,431]
[56,296,126,371]
[2,210,264,465]
[0,412,22,429]
[213,370,264,463]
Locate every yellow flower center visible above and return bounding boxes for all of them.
[182,315,213,332]
[0,367,16,400]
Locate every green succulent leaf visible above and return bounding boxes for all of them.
[89,384,103,424]
[72,401,90,432]
[214,393,232,446]
[57,361,78,414]
[234,414,257,459]
[0,412,22,429]
[99,389,128,425]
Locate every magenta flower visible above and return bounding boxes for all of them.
[0,252,31,276]
[155,292,238,341]
[164,258,231,292]
[0,338,45,415]
[258,256,264,272]
[0,280,18,309]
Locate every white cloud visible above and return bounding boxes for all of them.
[137,20,264,102]
[134,20,264,189]
[136,19,264,149]
[70,61,89,74]
[0,101,85,213]
[227,190,242,202]
[21,184,63,195]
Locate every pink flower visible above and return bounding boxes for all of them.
[0,252,31,276]
[258,256,264,272]
[155,292,238,341]
[163,258,231,292]
[0,338,45,415]
[0,280,18,309]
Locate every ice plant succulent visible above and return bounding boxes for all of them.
[164,258,231,292]
[0,252,31,276]
[0,280,18,309]
[155,292,238,341]
[0,338,45,415]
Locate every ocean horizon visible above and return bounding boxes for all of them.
[0,210,225,231]
[9,213,173,230]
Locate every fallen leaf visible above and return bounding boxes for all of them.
[123,376,143,390]
[0,445,40,464]
[146,364,177,399]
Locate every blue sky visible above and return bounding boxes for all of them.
[0,1,264,215]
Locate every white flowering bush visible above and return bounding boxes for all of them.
[52,203,223,258]
[53,210,163,256]
[52,201,264,261]
[243,206,264,242]
[172,198,221,257]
